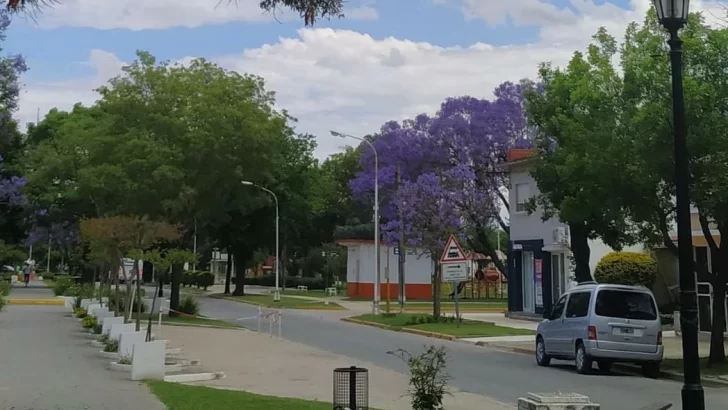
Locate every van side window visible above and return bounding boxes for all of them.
[565,292,591,318]
[549,294,568,320]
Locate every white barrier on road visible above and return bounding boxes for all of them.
[131,340,166,381]
[119,331,147,359]
[102,317,124,335]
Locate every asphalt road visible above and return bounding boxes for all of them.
[196,295,728,409]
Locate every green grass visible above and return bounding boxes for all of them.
[180,287,210,295]
[217,294,344,310]
[281,289,340,298]
[138,313,243,329]
[146,380,335,410]
[352,313,535,338]
[662,357,728,377]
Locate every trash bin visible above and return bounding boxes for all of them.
[333,366,368,410]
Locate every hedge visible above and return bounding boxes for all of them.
[242,274,327,290]
[182,271,215,290]
[594,251,657,288]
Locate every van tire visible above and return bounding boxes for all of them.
[642,361,660,379]
[575,342,593,374]
[536,336,551,367]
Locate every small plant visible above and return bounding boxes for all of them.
[103,339,119,353]
[389,346,450,410]
[53,276,74,296]
[93,323,103,334]
[100,333,110,344]
[81,315,98,329]
[74,308,87,318]
[179,295,200,316]
[0,281,10,296]
[0,295,6,312]
[118,355,132,365]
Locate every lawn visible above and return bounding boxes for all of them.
[217,294,344,310]
[180,287,211,296]
[406,300,507,310]
[662,357,728,377]
[351,313,535,338]
[281,289,340,298]
[146,381,335,410]
[138,313,243,329]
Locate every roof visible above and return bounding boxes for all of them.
[497,149,538,171]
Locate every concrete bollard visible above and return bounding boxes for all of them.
[119,331,147,359]
[87,304,102,316]
[131,340,166,381]
[518,393,599,410]
[109,323,136,341]
[102,317,124,335]
[80,299,93,309]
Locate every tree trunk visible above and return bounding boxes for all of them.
[224,250,232,295]
[169,263,183,317]
[232,248,249,297]
[569,222,592,283]
[432,259,441,319]
[112,259,120,317]
[473,227,508,279]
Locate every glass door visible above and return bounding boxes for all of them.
[522,251,535,313]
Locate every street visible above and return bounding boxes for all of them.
[196,295,728,409]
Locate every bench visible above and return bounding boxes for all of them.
[325,287,337,296]
[296,285,308,293]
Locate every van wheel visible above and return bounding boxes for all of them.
[597,361,612,374]
[642,361,660,379]
[536,336,551,366]
[575,343,593,374]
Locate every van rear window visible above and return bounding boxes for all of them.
[595,290,657,320]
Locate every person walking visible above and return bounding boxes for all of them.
[23,263,32,287]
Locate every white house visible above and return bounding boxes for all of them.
[336,239,435,300]
[501,149,643,318]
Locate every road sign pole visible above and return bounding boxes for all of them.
[452,280,460,327]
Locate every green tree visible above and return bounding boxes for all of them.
[525,28,636,283]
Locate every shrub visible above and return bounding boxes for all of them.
[82,315,98,329]
[197,272,215,290]
[0,281,10,296]
[0,295,5,311]
[178,295,199,316]
[93,323,103,334]
[594,251,658,288]
[53,276,74,296]
[182,271,199,288]
[118,355,132,365]
[104,339,119,353]
[75,308,87,318]
[389,346,450,410]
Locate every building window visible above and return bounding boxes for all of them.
[515,183,530,212]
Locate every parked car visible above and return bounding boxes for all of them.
[535,281,663,378]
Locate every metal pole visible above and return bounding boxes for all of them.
[668,26,704,410]
[192,218,197,271]
[274,193,280,302]
[385,246,391,314]
[46,236,51,274]
[373,142,380,315]
[397,165,406,311]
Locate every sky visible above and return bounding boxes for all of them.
[5,0,728,159]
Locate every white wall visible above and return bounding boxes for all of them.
[346,243,433,285]
[509,164,566,245]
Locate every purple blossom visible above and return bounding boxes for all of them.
[352,80,533,249]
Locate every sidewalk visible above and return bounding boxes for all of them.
[0,300,165,409]
[159,325,515,410]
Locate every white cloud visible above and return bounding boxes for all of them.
[34,0,378,30]
[16,1,728,160]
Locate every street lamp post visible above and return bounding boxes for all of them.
[331,130,380,315]
[652,1,704,409]
[242,181,281,302]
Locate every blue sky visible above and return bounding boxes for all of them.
[4,0,723,157]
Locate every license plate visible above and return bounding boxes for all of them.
[620,327,634,334]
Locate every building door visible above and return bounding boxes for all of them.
[522,251,535,313]
[551,253,567,303]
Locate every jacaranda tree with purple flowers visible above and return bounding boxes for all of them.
[351,80,533,280]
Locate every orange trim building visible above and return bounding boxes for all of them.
[336,239,435,300]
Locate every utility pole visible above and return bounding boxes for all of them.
[192,218,197,271]
[46,235,51,274]
[397,165,406,311]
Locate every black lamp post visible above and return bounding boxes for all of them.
[652,1,704,409]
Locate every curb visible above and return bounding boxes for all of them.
[211,295,346,311]
[160,321,247,331]
[7,298,65,305]
[341,317,457,341]
[476,342,728,389]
